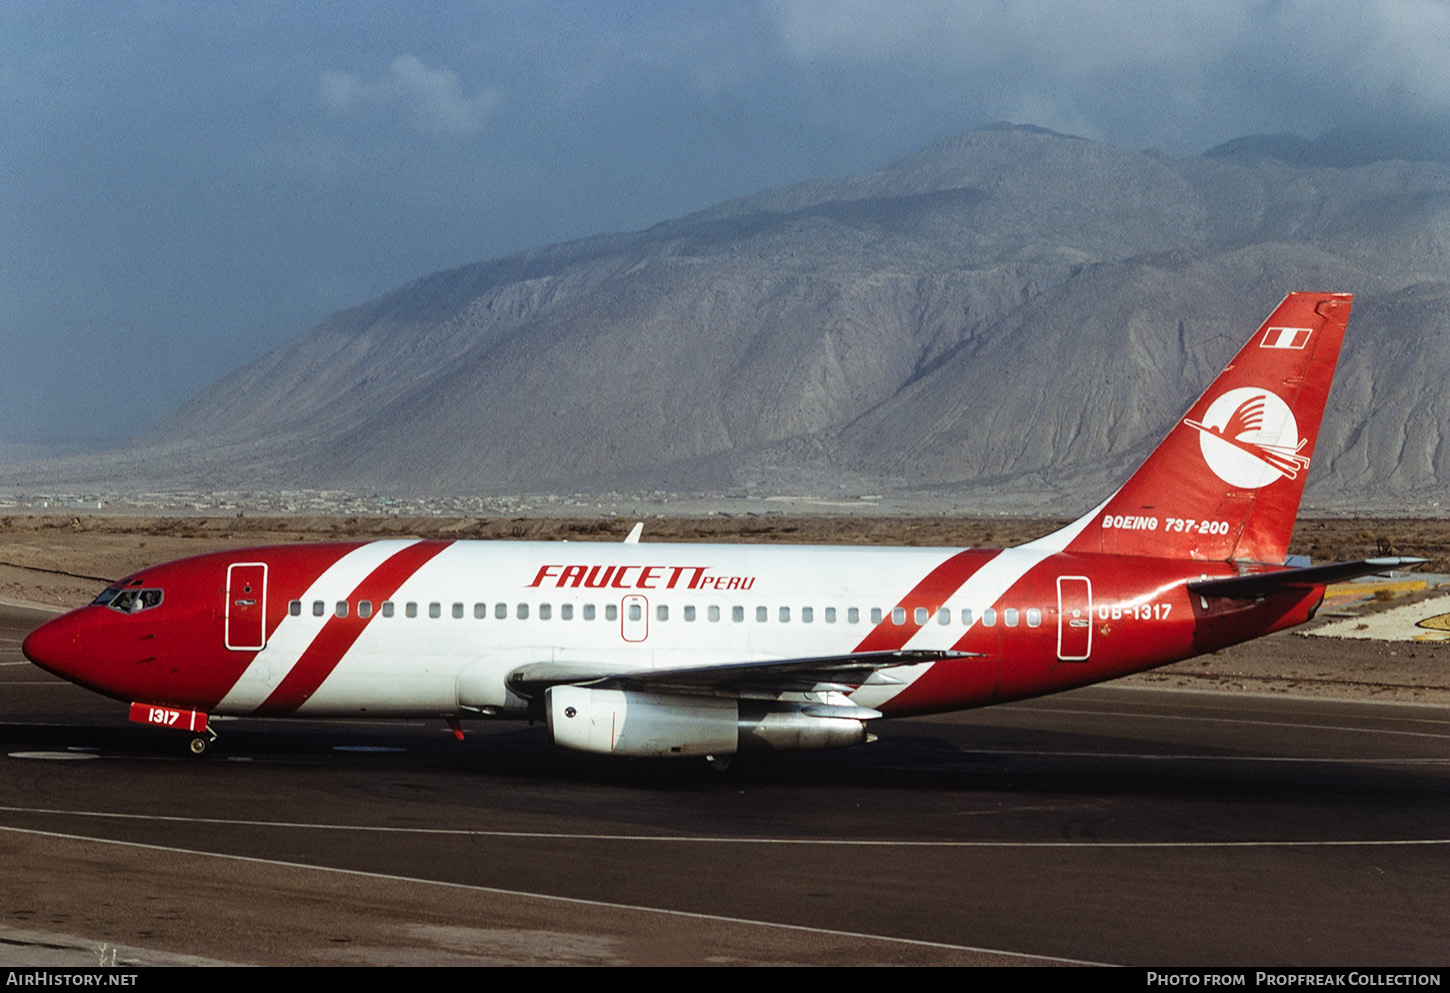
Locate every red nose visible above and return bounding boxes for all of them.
[22,609,140,701]
[22,613,80,679]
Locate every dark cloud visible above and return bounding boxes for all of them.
[2,0,1445,445]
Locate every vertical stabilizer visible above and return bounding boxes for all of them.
[1050,293,1352,563]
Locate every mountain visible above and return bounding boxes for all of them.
[16,125,1450,513]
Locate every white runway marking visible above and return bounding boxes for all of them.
[332,745,407,753]
[2,805,1446,848]
[0,822,1103,966]
[951,749,1450,765]
[993,704,1450,739]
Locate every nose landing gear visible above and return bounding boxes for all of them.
[187,730,218,757]
[128,702,215,757]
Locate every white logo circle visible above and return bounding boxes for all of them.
[1191,387,1305,489]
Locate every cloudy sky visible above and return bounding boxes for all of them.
[3,0,1447,446]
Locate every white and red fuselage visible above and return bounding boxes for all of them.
[23,293,1384,759]
[25,534,1320,720]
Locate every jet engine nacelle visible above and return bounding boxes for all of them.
[547,685,737,757]
[545,685,871,758]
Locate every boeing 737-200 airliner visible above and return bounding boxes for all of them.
[23,293,1419,762]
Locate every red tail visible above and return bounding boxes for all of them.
[1051,293,1352,564]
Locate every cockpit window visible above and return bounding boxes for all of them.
[90,588,121,607]
[99,588,163,613]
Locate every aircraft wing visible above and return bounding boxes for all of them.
[1186,557,1426,599]
[506,649,974,701]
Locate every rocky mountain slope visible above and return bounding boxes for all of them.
[16,124,1450,513]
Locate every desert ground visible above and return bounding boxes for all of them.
[3,513,1448,704]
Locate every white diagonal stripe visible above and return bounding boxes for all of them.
[216,540,421,711]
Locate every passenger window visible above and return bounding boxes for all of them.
[802,607,813,623]
[708,605,720,622]
[983,608,997,627]
[406,602,418,619]
[892,607,906,625]
[539,603,551,620]
[335,601,348,618]
[289,600,301,617]
[848,607,859,624]
[313,600,325,617]
[756,606,768,622]
[495,603,507,620]
[1027,608,1042,627]
[628,603,642,622]
[474,603,487,619]
[871,608,883,624]
[732,606,744,622]
[605,604,618,621]
[561,604,574,620]
[961,608,974,625]
[779,606,790,622]
[382,601,395,618]
[937,608,950,625]
[584,604,596,621]
[825,607,836,623]
[656,604,668,621]
[452,602,464,619]
[358,600,372,619]
[684,605,696,622]
[914,607,928,625]
[1005,608,1019,627]
[517,603,529,620]
[428,602,441,619]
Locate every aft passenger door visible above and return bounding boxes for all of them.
[1056,576,1092,661]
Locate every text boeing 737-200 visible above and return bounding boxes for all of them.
[23,292,1420,763]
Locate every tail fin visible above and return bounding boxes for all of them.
[1045,292,1352,564]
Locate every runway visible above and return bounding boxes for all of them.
[2,604,1448,966]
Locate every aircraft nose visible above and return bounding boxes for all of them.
[23,613,82,678]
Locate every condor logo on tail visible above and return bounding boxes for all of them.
[1184,388,1310,488]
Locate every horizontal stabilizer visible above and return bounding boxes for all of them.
[1186,557,1426,599]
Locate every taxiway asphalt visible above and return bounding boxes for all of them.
[2,605,1447,966]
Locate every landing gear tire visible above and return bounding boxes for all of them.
[705,754,732,773]
[188,736,210,757]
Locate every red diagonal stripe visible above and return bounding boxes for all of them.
[258,540,453,714]
[851,549,982,653]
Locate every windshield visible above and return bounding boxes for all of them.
[92,588,163,613]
